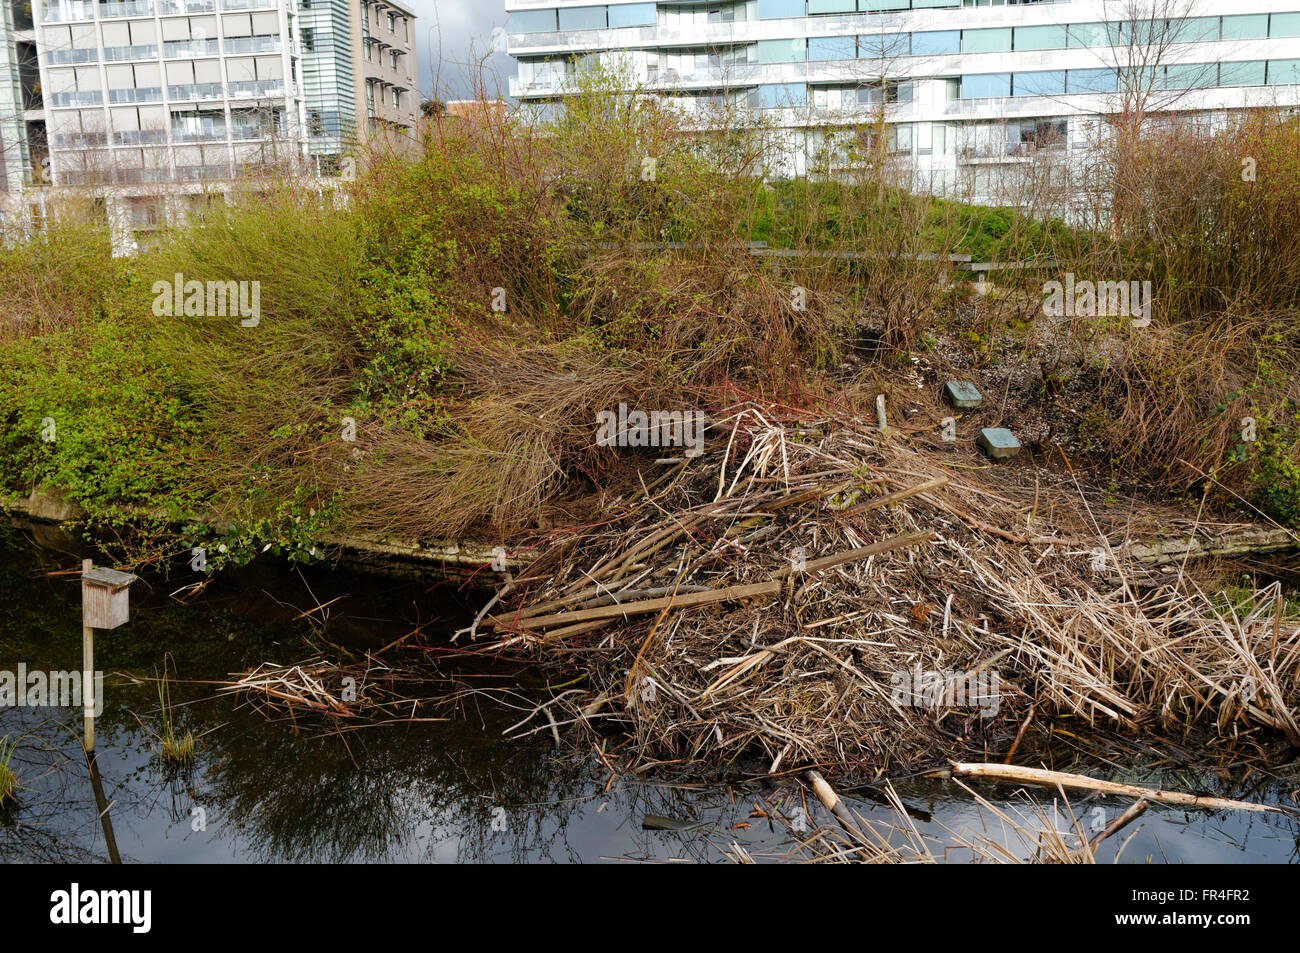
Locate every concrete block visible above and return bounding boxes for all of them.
[977,427,1021,460]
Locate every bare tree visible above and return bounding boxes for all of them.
[1092,0,1218,233]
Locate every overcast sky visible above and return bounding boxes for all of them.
[403,0,515,103]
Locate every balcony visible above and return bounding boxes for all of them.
[49,90,104,107]
[53,132,108,147]
[103,44,159,61]
[223,35,282,54]
[168,82,224,101]
[114,129,169,145]
[174,164,232,181]
[109,86,163,103]
[164,39,220,58]
[38,1,95,22]
[158,0,215,11]
[98,0,157,17]
[507,25,657,53]
[45,48,99,65]
[227,80,287,99]
[230,124,277,140]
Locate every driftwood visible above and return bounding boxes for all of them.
[952,763,1280,814]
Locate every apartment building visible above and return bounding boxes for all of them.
[0,0,415,249]
[353,0,417,142]
[504,0,1300,200]
[301,0,417,166]
[1,0,40,193]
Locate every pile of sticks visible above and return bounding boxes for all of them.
[473,406,1299,771]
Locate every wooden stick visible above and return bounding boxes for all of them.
[501,580,782,632]
[492,530,933,631]
[838,475,949,518]
[952,763,1280,814]
[81,558,94,753]
[1003,703,1035,764]
[804,769,874,861]
[771,530,935,580]
[1088,798,1149,854]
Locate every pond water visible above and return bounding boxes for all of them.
[1,523,1297,864]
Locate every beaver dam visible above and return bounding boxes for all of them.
[432,405,1298,777]
[227,406,1300,780]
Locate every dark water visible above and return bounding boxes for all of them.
[1,523,1297,863]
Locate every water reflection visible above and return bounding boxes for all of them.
[2,524,1297,864]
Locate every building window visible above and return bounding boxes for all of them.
[609,2,655,27]
[757,0,804,17]
[301,27,314,51]
[912,30,959,55]
[962,28,1013,53]
[1222,15,1268,40]
[1013,70,1066,96]
[392,87,401,108]
[1066,67,1117,93]
[809,36,856,60]
[961,73,1011,98]
[757,82,807,107]
[1013,24,1067,51]
[858,32,909,58]
[558,6,607,30]
[508,9,558,34]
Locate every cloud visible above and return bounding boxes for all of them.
[399,0,514,101]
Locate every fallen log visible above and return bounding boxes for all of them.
[952,763,1280,814]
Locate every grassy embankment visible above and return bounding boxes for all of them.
[2,82,1299,572]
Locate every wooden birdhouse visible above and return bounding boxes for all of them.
[81,567,137,630]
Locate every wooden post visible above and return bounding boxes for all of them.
[78,562,136,754]
[82,557,94,752]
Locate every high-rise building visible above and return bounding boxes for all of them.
[302,0,418,168]
[504,1,1300,199]
[1,0,41,194]
[0,0,416,246]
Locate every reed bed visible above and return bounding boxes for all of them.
[474,405,1300,774]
